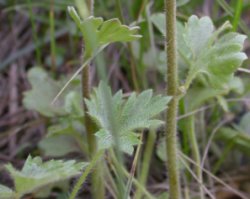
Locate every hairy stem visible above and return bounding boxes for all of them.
[165,0,181,198]
[186,115,204,199]
[82,1,105,198]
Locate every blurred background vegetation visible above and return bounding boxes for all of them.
[1,0,250,198]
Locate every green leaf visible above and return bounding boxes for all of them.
[185,86,225,111]
[217,112,250,155]
[23,67,82,117]
[183,16,247,88]
[5,156,87,197]
[95,129,140,155]
[95,129,113,150]
[33,181,69,198]
[177,0,189,6]
[85,82,171,154]
[23,67,65,117]
[0,185,15,199]
[239,112,250,133]
[150,14,191,78]
[217,127,250,155]
[68,6,142,58]
[64,91,83,117]
[151,14,247,89]
[185,76,244,111]
[156,138,184,169]
[39,135,81,157]
[227,76,244,94]
[151,13,166,36]
[157,192,169,199]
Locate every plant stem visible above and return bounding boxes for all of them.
[212,140,235,174]
[84,0,95,157]
[232,0,243,31]
[115,0,139,91]
[81,1,105,199]
[134,128,156,199]
[82,65,95,154]
[110,150,156,199]
[27,0,41,66]
[69,150,104,199]
[125,134,143,198]
[115,0,124,23]
[49,0,56,74]
[109,149,126,199]
[186,115,204,199]
[165,0,181,199]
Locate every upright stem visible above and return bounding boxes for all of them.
[69,150,105,199]
[27,0,41,66]
[165,0,181,199]
[115,0,139,91]
[82,1,105,198]
[232,0,243,31]
[82,66,96,154]
[49,0,56,74]
[134,129,156,199]
[186,115,204,199]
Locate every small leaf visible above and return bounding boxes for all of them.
[95,129,113,150]
[6,156,87,197]
[185,86,225,111]
[33,180,69,198]
[39,135,81,157]
[23,67,82,117]
[216,113,250,155]
[68,6,141,58]
[177,0,189,6]
[156,138,184,169]
[86,82,171,154]
[64,91,83,117]
[217,127,250,155]
[239,112,250,134]
[0,184,15,199]
[23,67,65,117]
[216,96,229,112]
[227,77,244,94]
[119,133,140,155]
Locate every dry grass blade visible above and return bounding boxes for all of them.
[179,152,249,199]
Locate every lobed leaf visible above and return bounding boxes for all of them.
[85,82,171,154]
[23,67,65,117]
[23,67,82,117]
[5,156,87,197]
[151,14,247,89]
[181,16,247,88]
[0,185,15,199]
[68,6,142,58]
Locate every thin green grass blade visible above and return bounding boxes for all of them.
[232,0,243,31]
